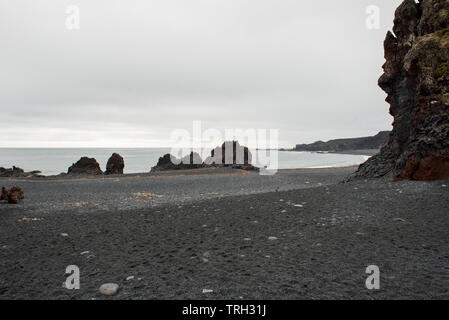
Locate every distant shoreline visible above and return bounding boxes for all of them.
[282,148,379,156]
[329,149,379,156]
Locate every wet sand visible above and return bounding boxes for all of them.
[0,167,448,299]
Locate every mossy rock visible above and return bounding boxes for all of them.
[405,31,449,81]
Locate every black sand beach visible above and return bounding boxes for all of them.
[1,167,448,299]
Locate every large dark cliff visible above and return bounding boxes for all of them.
[355,0,449,180]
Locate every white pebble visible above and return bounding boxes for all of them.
[60,233,69,237]
[99,283,119,296]
[80,251,90,255]
[294,204,303,208]
[268,236,278,241]
[126,276,134,281]
[202,289,213,294]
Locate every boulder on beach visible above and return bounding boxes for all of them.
[105,153,124,175]
[0,166,42,178]
[204,141,258,171]
[0,187,8,201]
[67,157,103,175]
[0,186,25,204]
[151,152,205,172]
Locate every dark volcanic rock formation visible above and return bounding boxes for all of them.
[151,142,259,171]
[105,153,124,175]
[0,186,25,204]
[7,186,24,204]
[0,187,8,201]
[294,131,390,152]
[0,166,42,178]
[151,152,204,172]
[67,157,103,175]
[205,141,258,171]
[355,0,449,181]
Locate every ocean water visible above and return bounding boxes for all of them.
[0,148,370,176]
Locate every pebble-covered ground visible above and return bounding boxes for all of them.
[0,167,355,214]
[0,167,448,299]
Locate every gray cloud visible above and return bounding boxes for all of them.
[0,0,402,147]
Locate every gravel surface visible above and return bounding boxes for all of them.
[0,167,448,299]
[0,167,355,215]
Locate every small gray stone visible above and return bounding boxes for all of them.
[99,283,119,296]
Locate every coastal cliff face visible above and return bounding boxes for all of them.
[356,0,449,180]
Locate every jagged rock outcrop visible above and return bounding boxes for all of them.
[294,131,390,152]
[355,0,449,181]
[0,166,42,178]
[0,186,25,204]
[151,152,205,171]
[151,141,259,171]
[205,141,258,171]
[105,153,125,175]
[67,157,103,175]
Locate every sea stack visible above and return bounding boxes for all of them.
[355,0,449,181]
[105,153,125,175]
[67,157,103,175]
[204,141,257,170]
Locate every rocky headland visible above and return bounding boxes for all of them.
[294,131,390,152]
[355,0,449,181]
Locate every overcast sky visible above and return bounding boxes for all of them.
[0,0,403,148]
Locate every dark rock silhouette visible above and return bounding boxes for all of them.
[0,186,25,204]
[0,187,8,201]
[0,166,42,178]
[355,0,449,181]
[151,152,204,171]
[7,186,24,204]
[151,142,258,172]
[294,131,390,152]
[67,157,103,175]
[105,153,125,175]
[205,141,258,171]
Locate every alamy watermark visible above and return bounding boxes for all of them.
[365,5,380,30]
[365,265,380,290]
[65,265,80,289]
[66,5,80,30]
